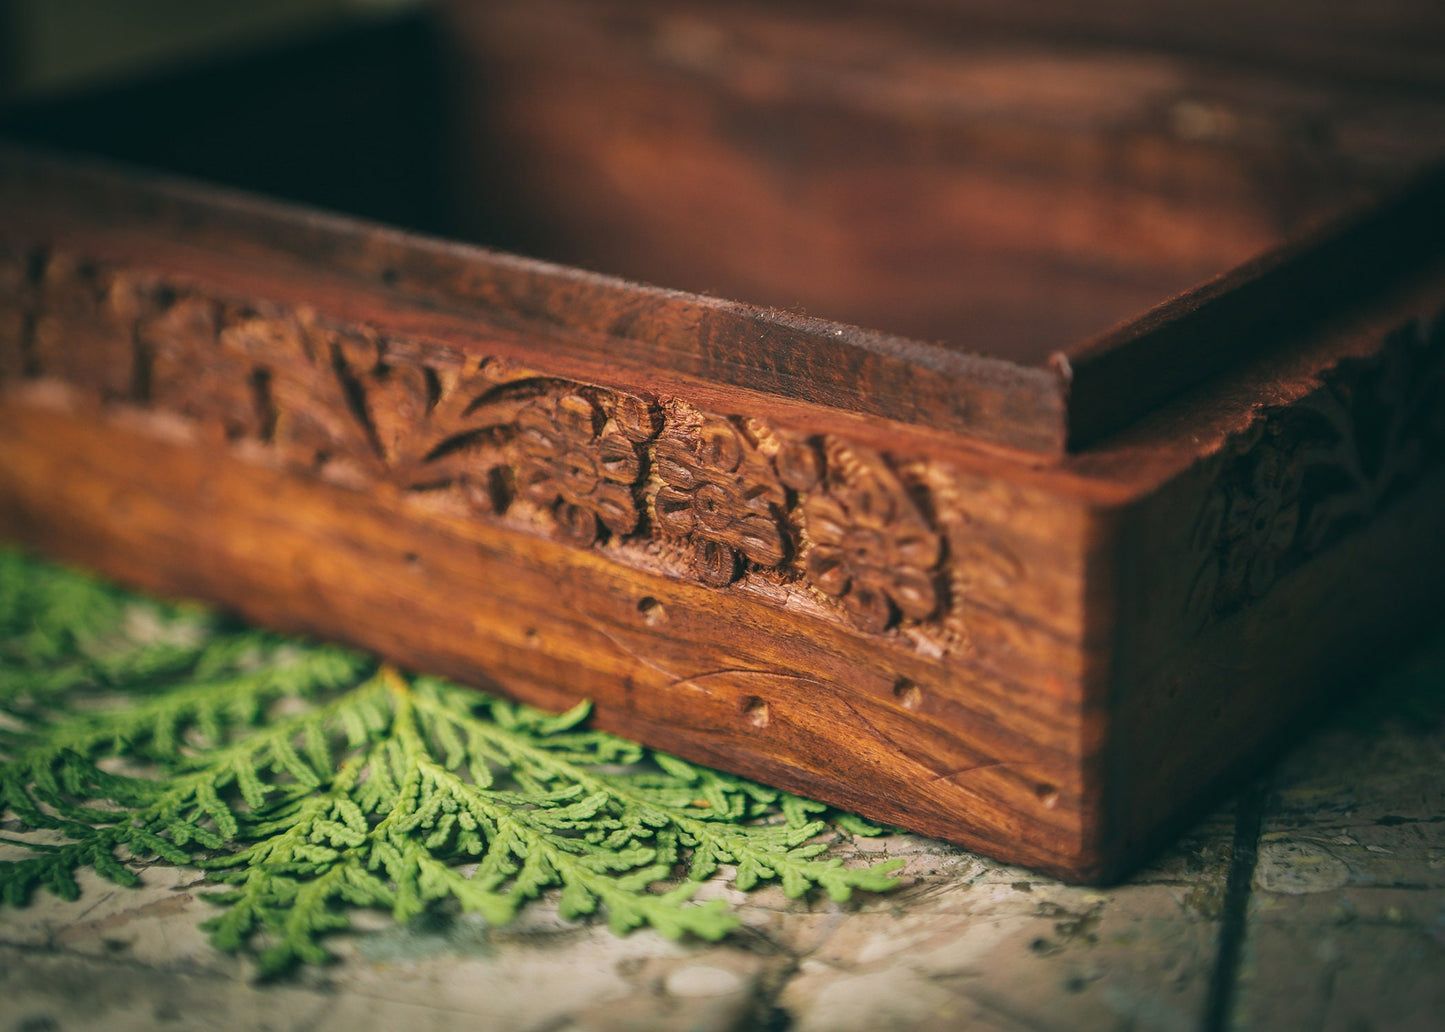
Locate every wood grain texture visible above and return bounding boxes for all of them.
[1063,168,1445,448]
[0,396,1098,876]
[806,0,1445,88]
[441,0,1445,366]
[3,9,1445,880]
[0,147,1070,454]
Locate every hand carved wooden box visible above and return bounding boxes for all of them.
[2,2,1444,881]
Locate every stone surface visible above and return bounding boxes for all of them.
[1231,631,1445,1032]
[2,630,1442,1032]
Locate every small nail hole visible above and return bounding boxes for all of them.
[524,628,540,647]
[893,678,923,710]
[403,552,420,569]
[380,267,400,286]
[743,697,771,728]
[1035,783,1060,809]
[637,597,665,624]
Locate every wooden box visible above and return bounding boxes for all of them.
[2,2,1443,881]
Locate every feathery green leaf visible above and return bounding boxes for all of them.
[0,547,902,974]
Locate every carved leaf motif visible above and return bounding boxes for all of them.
[800,440,943,633]
[372,365,659,520]
[353,354,509,501]
[358,354,431,465]
[216,313,364,472]
[145,295,268,439]
[1308,316,1445,523]
[30,254,153,399]
[0,244,34,381]
[651,407,788,586]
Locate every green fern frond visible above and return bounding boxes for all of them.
[0,548,902,975]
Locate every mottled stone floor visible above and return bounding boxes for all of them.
[3,632,1442,1032]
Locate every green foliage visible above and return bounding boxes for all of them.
[0,548,902,975]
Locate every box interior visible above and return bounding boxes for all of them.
[4,2,1443,369]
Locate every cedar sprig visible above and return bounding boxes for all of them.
[0,548,902,975]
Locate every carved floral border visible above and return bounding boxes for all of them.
[1184,307,1445,626]
[0,247,954,639]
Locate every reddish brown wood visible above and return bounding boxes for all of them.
[441,0,1445,361]
[0,148,1069,453]
[1063,168,1445,448]
[808,0,1445,87]
[2,8,1445,880]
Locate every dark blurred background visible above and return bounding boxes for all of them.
[0,0,417,100]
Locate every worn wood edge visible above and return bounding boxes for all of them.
[6,222,1087,481]
[19,216,1445,508]
[11,144,1438,460]
[16,138,1439,471]
[1059,162,1445,450]
[797,0,1445,90]
[0,143,1071,452]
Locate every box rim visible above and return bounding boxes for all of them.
[3,142,1443,457]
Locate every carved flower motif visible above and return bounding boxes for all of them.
[512,392,650,544]
[1189,430,1307,622]
[652,414,787,586]
[800,442,942,633]
[1218,441,1305,601]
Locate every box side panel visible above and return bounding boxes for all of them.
[0,239,1100,877]
[1100,301,1445,876]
